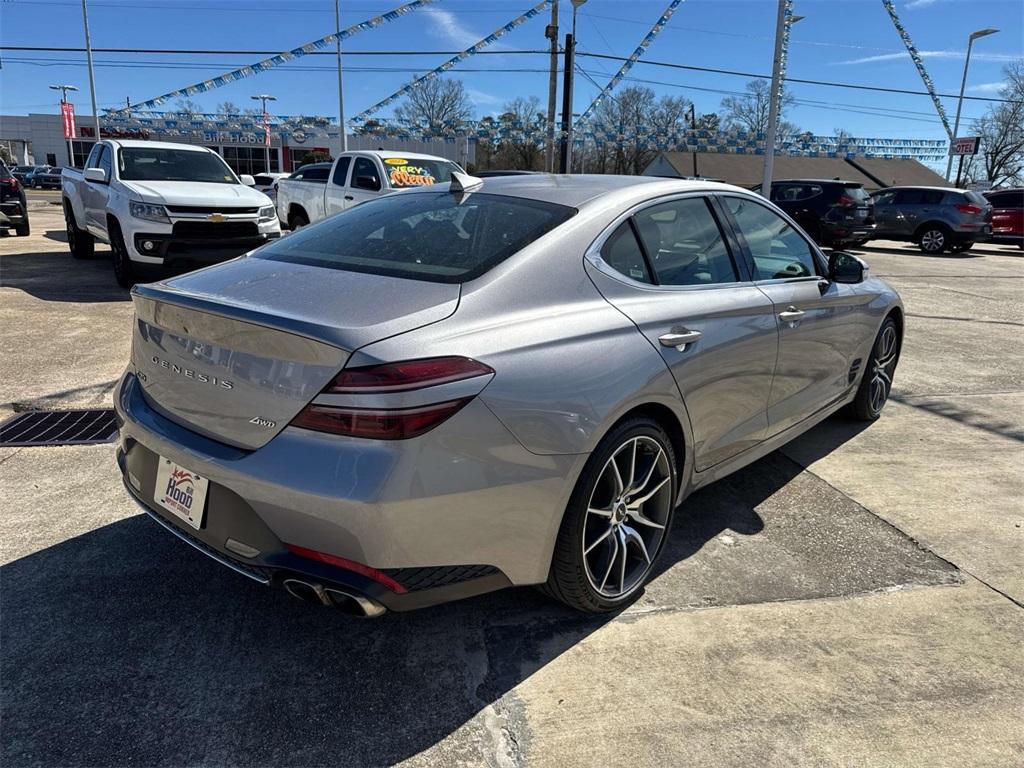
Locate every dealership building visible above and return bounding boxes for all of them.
[0,111,472,173]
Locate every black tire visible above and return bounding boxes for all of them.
[109,221,136,288]
[15,220,30,237]
[64,204,95,259]
[288,209,309,230]
[541,417,678,613]
[949,241,973,253]
[849,317,900,421]
[917,224,950,254]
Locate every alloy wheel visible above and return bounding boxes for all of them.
[869,324,898,413]
[582,436,673,599]
[920,229,945,253]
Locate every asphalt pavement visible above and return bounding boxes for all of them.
[1,199,1022,767]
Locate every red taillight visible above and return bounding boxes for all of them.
[954,203,983,214]
[326,356,493,393]
[836,195,856,208]
[291,356,493,440]
[285,543,408,593]
[292,398,470,440]
[1,177,17,190]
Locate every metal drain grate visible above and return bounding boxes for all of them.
[0,409,118,447]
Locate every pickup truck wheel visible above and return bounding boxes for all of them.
[65,206,95,259]
[289,210,309,230]
[110,223,136,288]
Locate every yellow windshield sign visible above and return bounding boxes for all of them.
[383,158,408,165]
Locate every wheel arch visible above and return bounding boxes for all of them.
[913,220,951,240]
[287,203,309,223]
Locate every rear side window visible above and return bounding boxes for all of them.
[300,166,330,182]
[601,221,652,284]
[895,189,943,205]
[255,191,576,283]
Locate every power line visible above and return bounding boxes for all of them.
[0,45,548,56]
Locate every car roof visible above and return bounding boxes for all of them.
[876,185,956,192]
[355,150,455,162]
[773,178,862,185]
[399,173,755,209]
[107,139,211,151]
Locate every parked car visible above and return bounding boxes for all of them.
[276,150,463,229]
[114,174,903,616]
[870,186,992,253]
[251,172,289,194]
[754,179,876,249]
[63,140,280,287]
[0,162,31,236]
[261,174,290,206]
[984,188,1023,249]
[30,165,63,189]
[11,165,40,184]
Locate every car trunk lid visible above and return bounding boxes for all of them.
[131,258,460,449]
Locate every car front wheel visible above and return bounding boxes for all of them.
[849,317,900,421]
[543,417,677,612]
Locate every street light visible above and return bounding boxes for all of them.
[560,0,587,173]
[251,94,277,173]
[50,84,79,165]
[335,0,348,153]
[945,27,999,183]
[760,4,803,197]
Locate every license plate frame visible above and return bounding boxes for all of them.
[154,457,209,530]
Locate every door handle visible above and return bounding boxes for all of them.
[658,328,702,350]
[344,195,354,201]
[778,306,806,323]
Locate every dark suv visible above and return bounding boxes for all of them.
[0,162,30,237]
[870,186,992,254]
[757,179,876,249]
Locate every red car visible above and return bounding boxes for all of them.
[984,189,1024,249]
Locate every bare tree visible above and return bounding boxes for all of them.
[961,60,1024,187]
[585,86,693,175]
[173,98,203,116]
[490,96,546,170]
[393,77,474,135]
[719,79,798,137]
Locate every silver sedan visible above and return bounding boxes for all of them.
[114,174,902,615]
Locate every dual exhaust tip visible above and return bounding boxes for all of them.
[283,578,387,618]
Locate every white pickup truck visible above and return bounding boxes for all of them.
[63,139,281,287]
[276,150,462,229]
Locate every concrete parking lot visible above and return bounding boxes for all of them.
[2,196,1022,767]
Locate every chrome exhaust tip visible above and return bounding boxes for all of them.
[283,578,330,606]
[283,578,387,618]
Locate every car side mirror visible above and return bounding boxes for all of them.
[239,174,256,186]
[354,175,380,191]
[84,167,106,184]
[829,251,867,284]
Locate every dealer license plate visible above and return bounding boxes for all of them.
[154,457,209,530]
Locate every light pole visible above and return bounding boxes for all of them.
[335,0,348,153]
[761,4,803,198]
[945,27,999,183]
[560,0,587,173]
[80,0,102,144]
[50,84,79,165]
[544,0,560,173]
[251,94,277,172]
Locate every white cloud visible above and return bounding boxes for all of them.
[833,50,1020,65]
[422,8,481,48]
[466,89,503,107]
[905,0,939,9]
[968,81,1006,94]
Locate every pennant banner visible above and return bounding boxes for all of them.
[350,0,552,123]
[881,0,952,138]
[115,0,439,114]
[576,0,685,127]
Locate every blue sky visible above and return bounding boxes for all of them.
[1,0,1021,141]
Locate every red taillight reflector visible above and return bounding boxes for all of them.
[326,356,493,394]
[836,195,856,208]
[285,544,408,593]
[954,203,983,214]
[291,398,470,440]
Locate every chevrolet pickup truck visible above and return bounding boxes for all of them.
[276,150,462,229]
[63,139,280,287]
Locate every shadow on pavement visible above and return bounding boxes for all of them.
[0,249,129,303]
[1,416,960,767]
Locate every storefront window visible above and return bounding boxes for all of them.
[70,140,96,169]
[221,145,279,175]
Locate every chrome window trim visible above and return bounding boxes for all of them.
[584,190,752,294]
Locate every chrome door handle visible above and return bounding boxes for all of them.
[658,329,702,350]
[778,307,806,323]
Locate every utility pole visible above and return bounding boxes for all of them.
[544,0,559,173]
[335,0,348,153]
[81,0,102,144]
[50,84,78,165]
[945,27,998,182]
[559,33,574,173]
[688,103,697,177]
[761,3,802,197]
[251,94,276,172]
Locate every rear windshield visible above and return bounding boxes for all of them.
[118,147,238,183]
[964,190,989,206]
[842,186,870,202]
[255,191,576,283]
[382,158,460,188]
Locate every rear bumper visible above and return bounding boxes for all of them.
[113,371,584,609]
